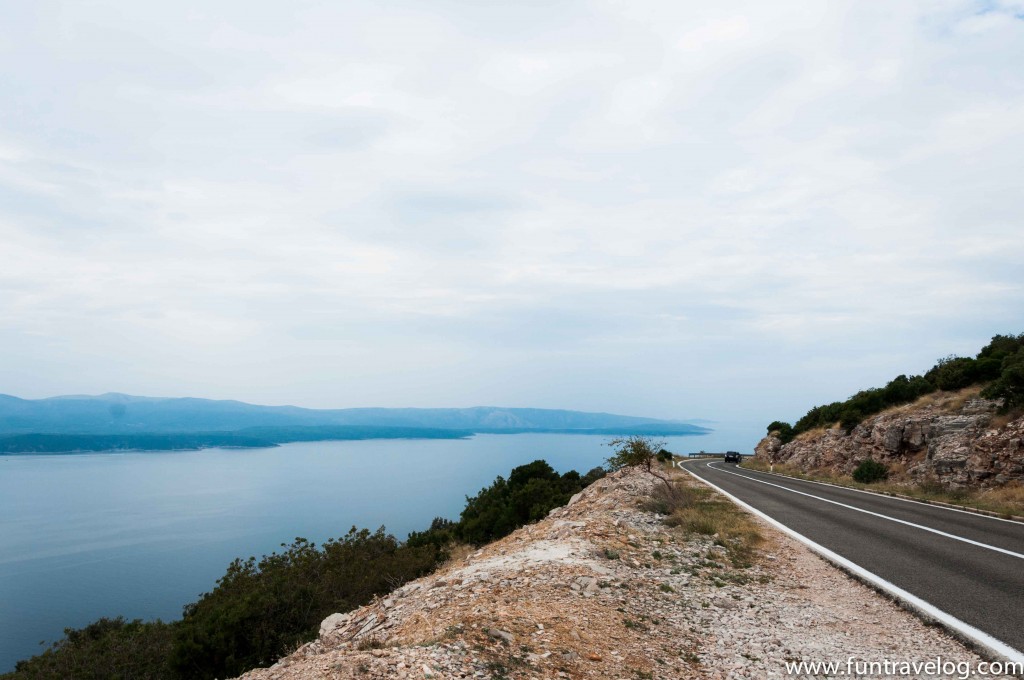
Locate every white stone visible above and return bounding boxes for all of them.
[318,612,349,636]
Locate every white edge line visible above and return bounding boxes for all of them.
[736,461,1024,526]
[681,462,1024,668]
[707,463,1024,560]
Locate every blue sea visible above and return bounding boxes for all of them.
[0,425,761,671]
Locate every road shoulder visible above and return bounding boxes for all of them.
[237,466,1012,679]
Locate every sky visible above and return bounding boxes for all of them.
[1,0,1023,425]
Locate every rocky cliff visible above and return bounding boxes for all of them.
[755,388,1024,487]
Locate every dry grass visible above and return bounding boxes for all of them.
[793,426,830,441]
[658,482,763,567]
[642,479,692,515]
[980,483,1024,513]
[838,385,987,423]
[355,635,386,650]
[990,408,1024,430]
[899,479,1024,517]
[904,385,984,413]
[741,458,812,479]
[440,542,476,569]
[885,460,910,477]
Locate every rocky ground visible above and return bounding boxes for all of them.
[756,388,1024,488]
[236,466,1009,680]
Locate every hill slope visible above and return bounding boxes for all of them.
[755,387,1024,488]
[0,394,709,452]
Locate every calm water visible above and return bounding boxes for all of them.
[0,426,760,671]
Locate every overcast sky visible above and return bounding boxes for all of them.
[1,0,1022,424]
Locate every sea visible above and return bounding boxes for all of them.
[0,425,762,671]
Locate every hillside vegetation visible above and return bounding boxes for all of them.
[2,460,604,680]
[768,334,1024,443]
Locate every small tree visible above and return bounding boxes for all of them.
[766,420,795,444]
[606,435,675,496]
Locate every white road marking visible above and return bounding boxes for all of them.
[681,463,1024,667]
[736,462,1023,526]
[702,462,1024,561]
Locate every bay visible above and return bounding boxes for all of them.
[0,425,760,671]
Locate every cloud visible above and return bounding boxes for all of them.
[0,0,1022,423]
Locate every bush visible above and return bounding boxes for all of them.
[793,401,845,433]
[839,408,863,433]
[852,459,889,484]
[5,618,175,680]
[766,421,795,444]
[405,517,459,555]
[925,356,979,391]
[581,466,607,486]
[170,530,442,679]
[456,460,603,545]
[977,334,1024,365]
[982,346,1024,412]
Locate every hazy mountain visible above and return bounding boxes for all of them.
[0,393,709,444]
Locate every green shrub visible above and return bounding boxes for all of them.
[793,401,845,433]
[581,466,607,486]
[839,408,863,433]
[925,356,980,391]
[5,617,175,680]
[766,421,795,444]
[852,459,889,484]
[770,333,1024,440]
[170,529,441,679]
[982,346,1024,411]
[456,460,603,545]
[977,334,1024,365]
[406,517,458,556]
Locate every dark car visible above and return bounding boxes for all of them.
[723,451,742,463]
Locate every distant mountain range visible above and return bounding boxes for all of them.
[0,393,710,453]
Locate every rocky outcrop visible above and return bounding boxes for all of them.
[757,390,1024,487]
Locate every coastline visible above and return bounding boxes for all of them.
[0,427,712,455]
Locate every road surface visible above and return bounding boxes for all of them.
[681,459,1024,659]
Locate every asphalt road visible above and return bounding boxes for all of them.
[681,459,1024,657]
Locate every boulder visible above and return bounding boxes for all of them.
[319,612,349,637]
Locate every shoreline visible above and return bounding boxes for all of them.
[0,428,713,456]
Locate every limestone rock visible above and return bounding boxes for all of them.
[754,389,1022,488]
[319,613,349,637]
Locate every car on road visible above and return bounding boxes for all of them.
[723,451,742,463]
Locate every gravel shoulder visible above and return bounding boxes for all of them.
[236,466,1011,679]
